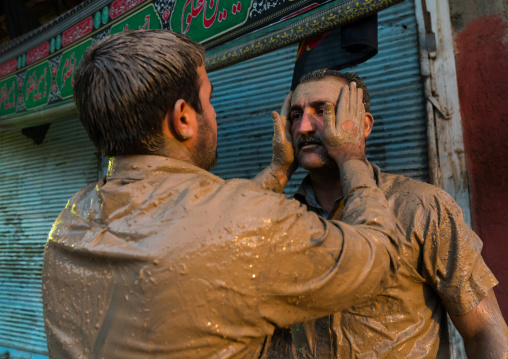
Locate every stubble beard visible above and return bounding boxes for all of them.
[193,113,218,171]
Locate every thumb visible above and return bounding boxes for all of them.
[280,91,292,120]
[271,111,285,142]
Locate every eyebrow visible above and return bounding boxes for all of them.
[289,100,332,113]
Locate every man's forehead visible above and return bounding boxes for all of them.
[292,77,347,105]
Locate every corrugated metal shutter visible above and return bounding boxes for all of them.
[0,116,97,357]
[0,2,426,356]
[210,0,428,194]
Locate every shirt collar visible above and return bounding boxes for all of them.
[294,174,324,211]
[106,155,221,183]
[370,162,382,186]
[294,174,341,218]
[294,162,381,216]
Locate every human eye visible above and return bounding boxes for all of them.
[290,112,302,122]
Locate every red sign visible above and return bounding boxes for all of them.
[0,59,17,77]
[110,0,148,19]
[62,17,94,47]
[26,42,50,65]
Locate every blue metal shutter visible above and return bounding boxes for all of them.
[210,0,428,194]
[0,116,97,357]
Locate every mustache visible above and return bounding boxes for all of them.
[297,135,323,149]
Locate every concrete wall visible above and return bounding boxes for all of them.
[449,0,508,318]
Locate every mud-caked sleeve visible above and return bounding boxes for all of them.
[420,189,498,315]
[242,160,400,327]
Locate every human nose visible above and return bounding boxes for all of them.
[297,112,315,135]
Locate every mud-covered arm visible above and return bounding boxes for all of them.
[249,159,399,327]
[449,289,508,359]
[252,93,298,193]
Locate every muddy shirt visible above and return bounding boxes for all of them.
[287,163,498,358]
[42,156,399,359]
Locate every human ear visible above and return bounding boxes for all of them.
[169,99,196,141]
[363,113,374,138]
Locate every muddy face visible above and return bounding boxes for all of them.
[290,78,347,171]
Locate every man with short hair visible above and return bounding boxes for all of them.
[272,68,508,358]
[42,31,401,358]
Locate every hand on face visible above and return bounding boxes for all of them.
[323,82,367,164]
[271,92,296,171]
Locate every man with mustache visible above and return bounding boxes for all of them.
[42,31,403,358]
[270,69,508,358]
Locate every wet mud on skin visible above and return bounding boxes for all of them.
[275,163,498,359]
[42,156,401,358]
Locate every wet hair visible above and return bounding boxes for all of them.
[74,30,206,156]
[299,69,371,112]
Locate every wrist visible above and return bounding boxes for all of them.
[338,160,375,196]
[270,161,297,185]
[328,143,366,166]
[333,153,367,166]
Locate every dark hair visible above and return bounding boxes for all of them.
[74,30,205,156]
[299,69,371,112]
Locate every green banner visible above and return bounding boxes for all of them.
[23,61,51,110]
[0,0,405,121]
[0,76,18,116]
[170,0,251,43]
[56,39,93,99]
[110,4,162,34]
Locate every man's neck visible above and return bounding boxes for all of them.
[309,165,343,215]
[158,138,196,166]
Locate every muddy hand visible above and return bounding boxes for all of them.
[271,92,295,170]
[323,82,366,164]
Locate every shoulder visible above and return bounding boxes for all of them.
[379,171,462,220]
[171,175,307,220]
[377,172,473,259]
[379,171,442,199]
[62,182,100,215]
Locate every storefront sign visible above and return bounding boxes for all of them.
[23,61,51,110]
[56,39,93,99]
[0,0,404,119]
[0,76,18,116]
